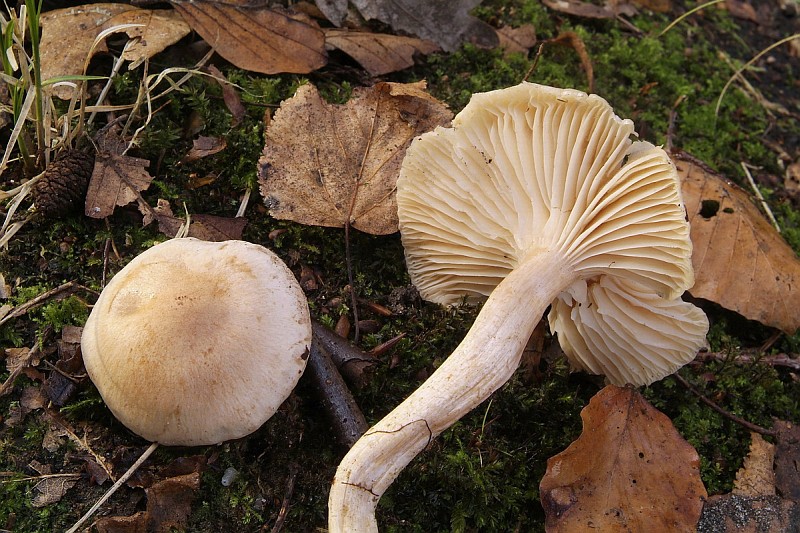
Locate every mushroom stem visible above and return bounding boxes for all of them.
[328,250,574,532]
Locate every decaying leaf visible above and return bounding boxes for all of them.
[85,153,154,219]
[181,136,227,163]
[496,24,538,55]
[207,65,246,127]
[542,0,638,19]
[95,472,201,532]
[144,199,247,241]
[540,385,707,532]
[675,151,800,335]
[350,0,498,52]
[170,1,327,74]
[40,4,190,99]
[32,475,79,508]
[258,81,452,235]
[733,433,776,497]
[315,0,348,27]
[324,29,440,76]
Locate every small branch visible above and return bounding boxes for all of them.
[694,351,799,371]
[673,372,776,437]
[65,442,159,533]
[307,324,369,448]
[268,463,298,533]
[0,281,97,328]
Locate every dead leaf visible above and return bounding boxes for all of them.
[351,0,498,53]
[315,0,348,26]
[542,0,638,19]
[170,1,327,74]
[181,136,227,163]
[144,199,247,241]
[207,65,246,127]
[630,0,671,12]
[324,29,440,76]
[85,153,154,219]
[774,420,800,500]
[733,433,776,497]
[496,24,538,55]
[674,151,800,335]
[785,161,800,204]
[95,472,200,533]
[32,475,79,507]
[258,81,452,235]
[540,385,707,532]
[40,4,190,99]
[723,0,759,23]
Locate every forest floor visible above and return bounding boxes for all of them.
[1,0,799,531]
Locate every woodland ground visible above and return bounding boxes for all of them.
[1,0,799,532]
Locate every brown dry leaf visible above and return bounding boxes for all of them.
[540,385,707,532]
[733,433,776,497]
[40,4,190,99]
[181,136,227,163]
[496,24,538,55]
[145,199,247,241]
[95,472,201,533]
[785,161,800,204]
[324,29,440,76]
[170,1,326,74]
[85,153,153,219]
[207,65,246,127]
[542,0,638,19]
[630,0,671,12]
[32,475,79,507]
[674,151,800,334]
[351,0,497,53]
[258,81,452,235]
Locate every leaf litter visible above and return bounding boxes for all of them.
[258,81,452,235]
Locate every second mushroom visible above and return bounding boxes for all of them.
[328,83,709,531]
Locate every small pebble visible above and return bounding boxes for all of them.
[221,467,239,487]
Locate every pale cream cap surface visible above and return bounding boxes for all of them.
[81,238,311,446]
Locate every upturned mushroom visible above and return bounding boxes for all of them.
[328,82,709,531]
[81,238,312,446]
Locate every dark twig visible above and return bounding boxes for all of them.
[312,321,378,389]
[306,324,370,448]
[268,463,299,533]
[666,94,686,153]
[673,372,777,437]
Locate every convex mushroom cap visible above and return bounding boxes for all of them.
[81,238,311,446]
[329,82,709,532]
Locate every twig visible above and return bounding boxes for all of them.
[0,281,97,328]
[665,94,687,153]
[45,410,116,482]
[673,372,777,437]
[307,324,369,448]
[312,321,378,389]
[65,442,159,533]
[268,463,299,533]
[740,162,781,233]
[694,351,799,371]
[522,43,545,83]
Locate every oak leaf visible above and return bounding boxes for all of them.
[258,82,452,235]
[324,29,440,76]
[675,151,800,334]
[40,4,190,99]
[170,1,326,74]
[540,385,707,532]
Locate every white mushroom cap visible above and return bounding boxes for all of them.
[398,82,706,385]
[81,238,311,446]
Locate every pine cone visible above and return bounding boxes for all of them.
[33,150,95,217]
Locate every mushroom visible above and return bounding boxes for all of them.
[81,237,312,446]
[328,82,709,531]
